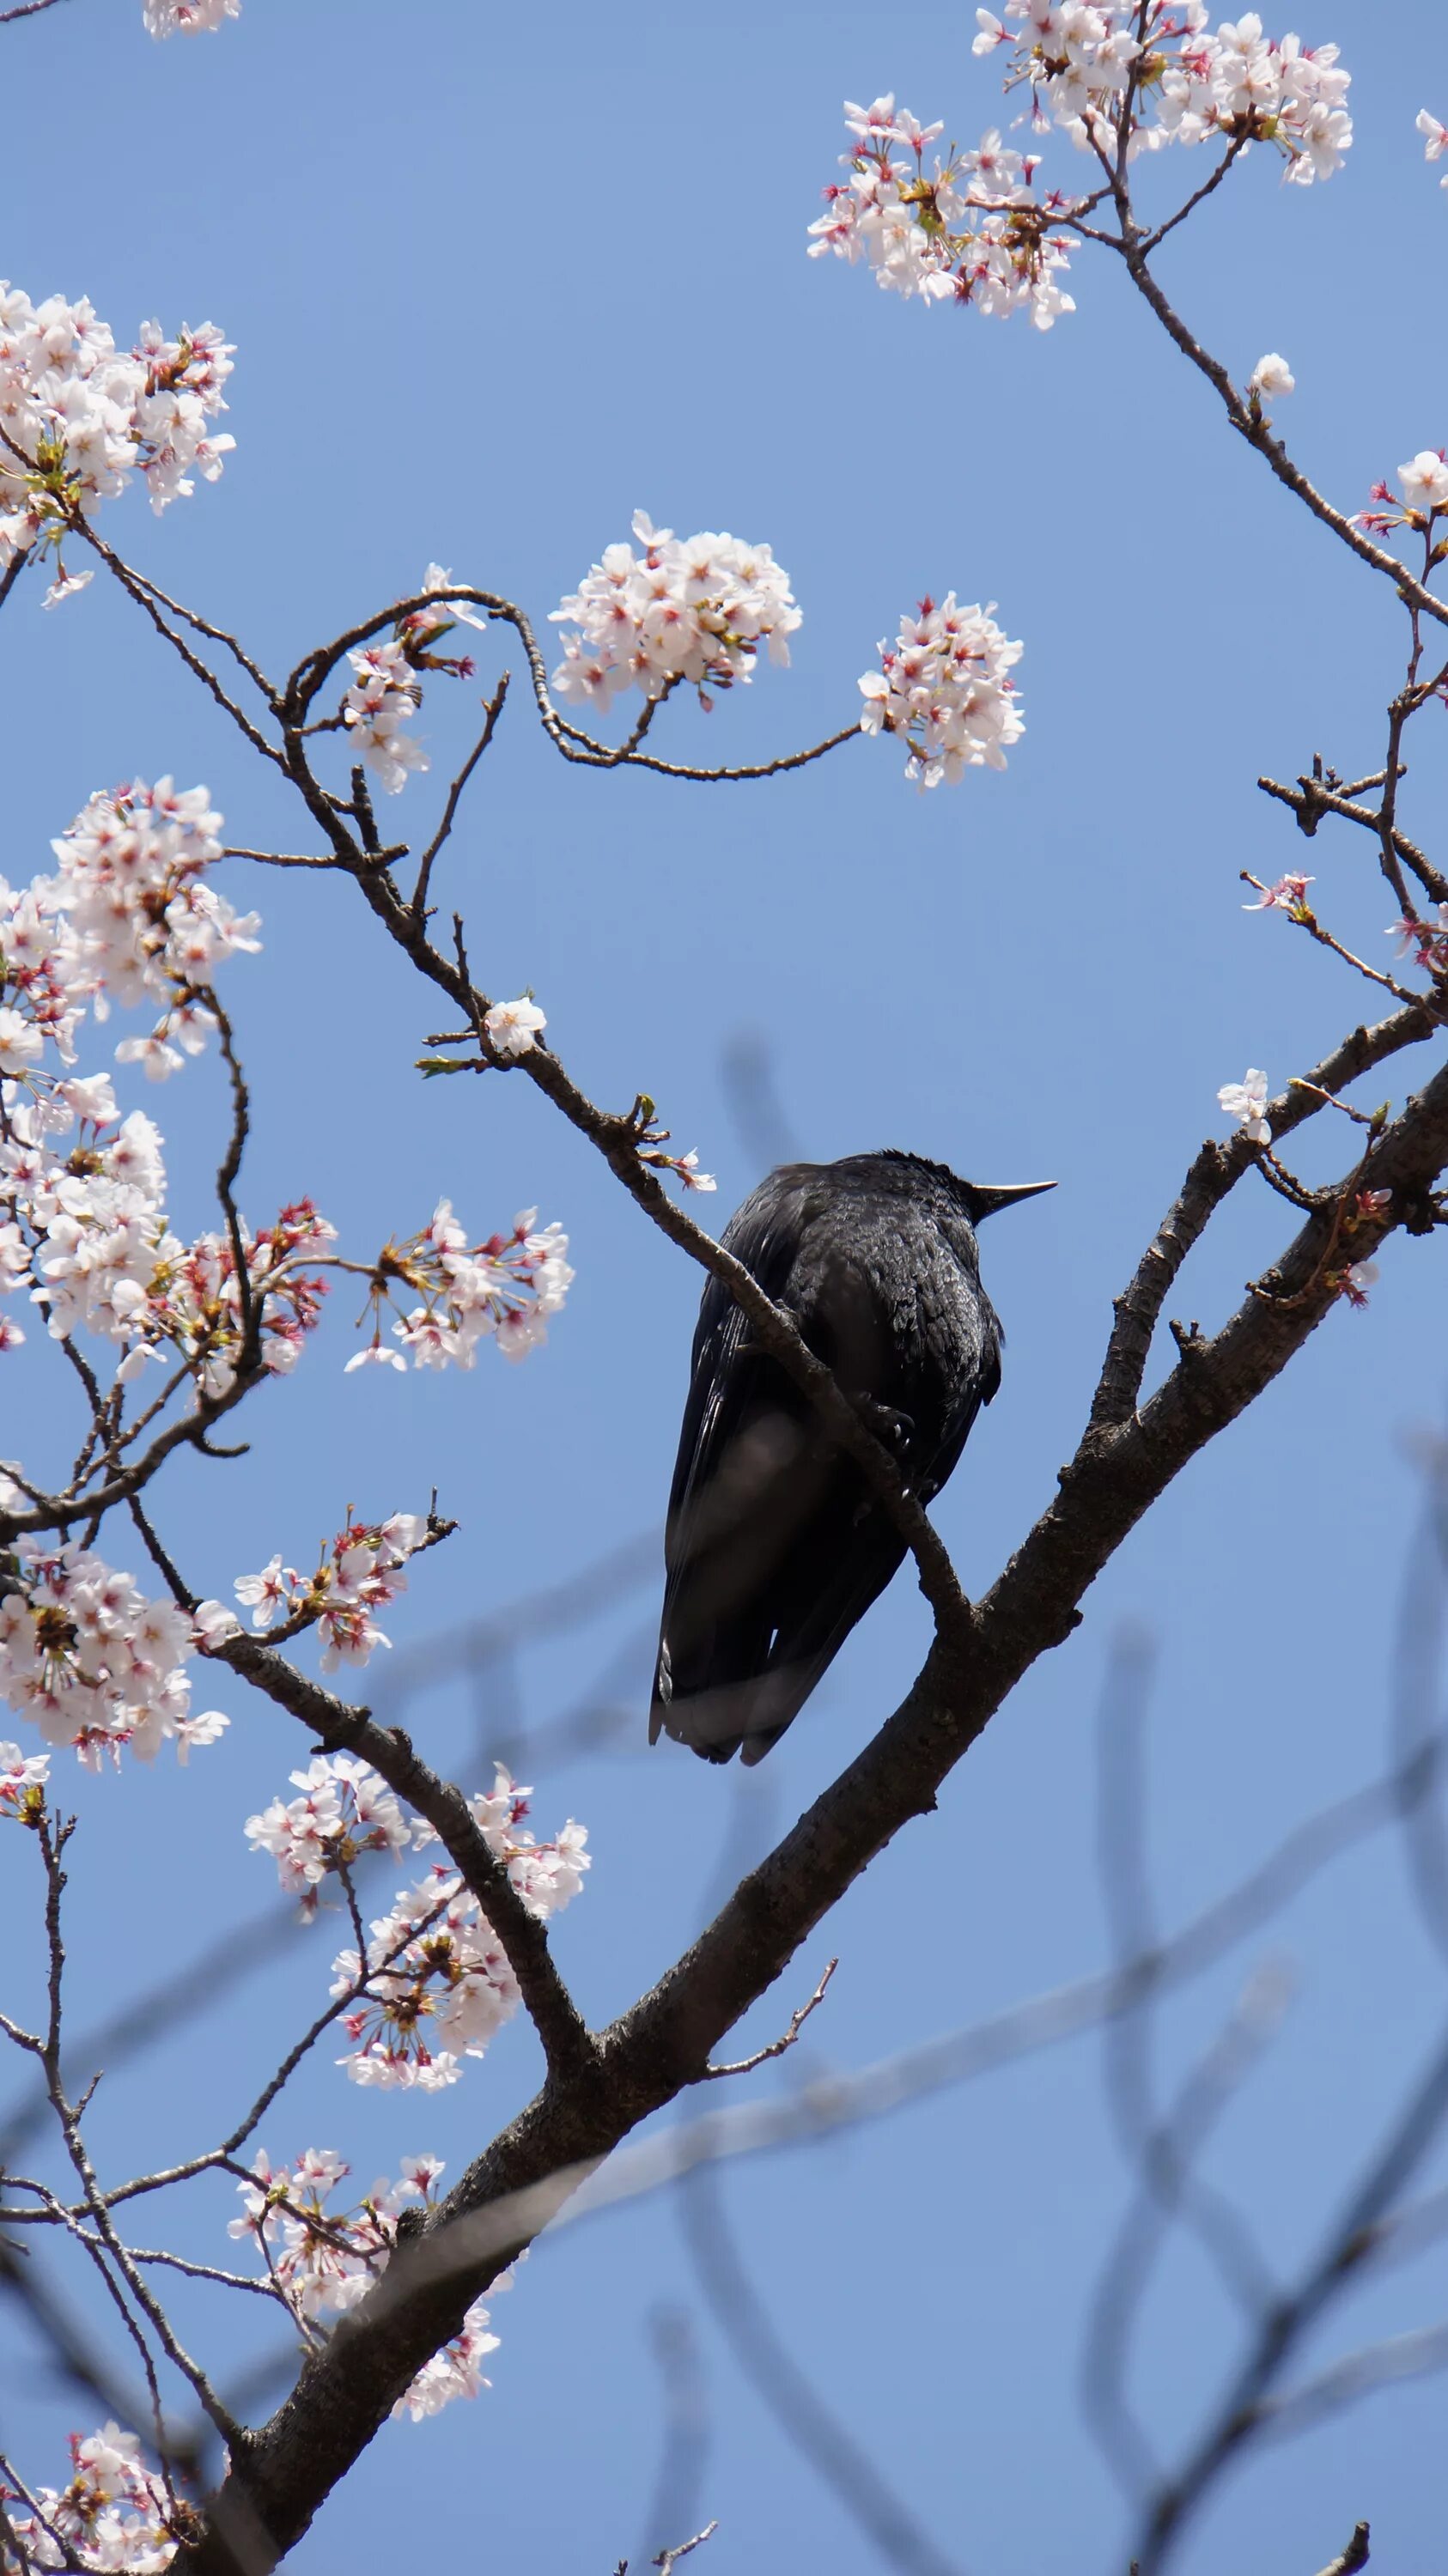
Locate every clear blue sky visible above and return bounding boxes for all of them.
[3,3,1448,2571]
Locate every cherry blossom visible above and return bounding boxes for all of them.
[639,1144,718,1194]
[314,1763,589,2087]
[484,996,546,1057]
[1391,906,1448,977]
[144,0,240,31]
[1248,352,1294,399]
[233,1512,431,1672]
[1419,108,1448,184]
[0,287,234,596]
[0,1540,230,1768]
[245,1752,413,1916]
[399,562,491,647]
[550,511,801,714]
[812,14,1353,325]
[227,2150,504,2415]
[345,1200,573,1374]
[396,2300,502,2418]
[0,1737,49,1820]
[1,773,251,1104]
[1243,871,1313,913]
[808,106,1076,329]
[859,592,1025,789]
[1341,1258,1379,1307]
[1397,450,1448,516]
[970,8,1351,176]
[2,2422,175,2573]
[1218,1067,1272,1144]
[343,640,429,796]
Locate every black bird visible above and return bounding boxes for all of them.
[650,1151,1054,1766]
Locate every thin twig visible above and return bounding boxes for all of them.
[411,670,511,919]
[701,1959,837,2079]
[1311,2528,1370,2576]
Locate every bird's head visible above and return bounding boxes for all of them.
[873,1151,1056,1227]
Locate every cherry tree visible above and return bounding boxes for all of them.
[3,7,1448,2573]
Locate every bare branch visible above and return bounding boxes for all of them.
[701,1959,837,2079]
[654,2523,718,2575]
[1118,251,1448,632]
[1258,771,1448,911]
[73,524,285,769]
[411,669,511,920]
[1312,2529,1371,2576]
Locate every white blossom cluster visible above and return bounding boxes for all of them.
[144,0,240,32]
[859,593,1025,788]
[0,777,328,1388]
[344,1197,574,1374]
[808,111,1078,328]
[2,2422,176,2574]
[973,6,1352,177]
[246,1750,589,2086]
[1,1075,333,1386]
[550,510,802,714]
[228,2148,502,2415]
[49,776,261,1069]
[234,1511,432,1674]
[809,20,1350,325]
[243,1751,414,1915]
[1420,109,1448,185]
[0,1524,229,1767]
[343,640,429,796]
[331,1765,590,2088]
[2,782,570,1384]
[0,287,234,601]
[339,566,490,797]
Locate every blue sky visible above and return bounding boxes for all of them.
[3,3,1448,2571]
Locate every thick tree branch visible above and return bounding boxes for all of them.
[177,1049,1448,2575]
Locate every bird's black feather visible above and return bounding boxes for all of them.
[650,1150,1043,1765]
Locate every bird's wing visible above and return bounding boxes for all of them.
[652,1174,821,1753]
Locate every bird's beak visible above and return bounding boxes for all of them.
[970,1180,1058,1219]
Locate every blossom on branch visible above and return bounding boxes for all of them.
[343,641,429,795]
[1397,449,1448,517]
[0,286,234,593]
[0,1738,49,1820]
[245,1752,413,1915]
[974,7,1351,178]
[550,511,801,714]
[1217,1066,1272,1144]
[1248,351,1294,399]
[227,2148,502,2414]
[1391,905,1448,976]
[1243,871,1312,913]
[859,592,1025,788]
[809,106,1076,328]
[0,1542,229,1767]
[346,1200,573,1374]
[233,1511,432,1673]
[331,1765,590,2087]
[2,2422,175,2573]
[483,995,546,1058]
